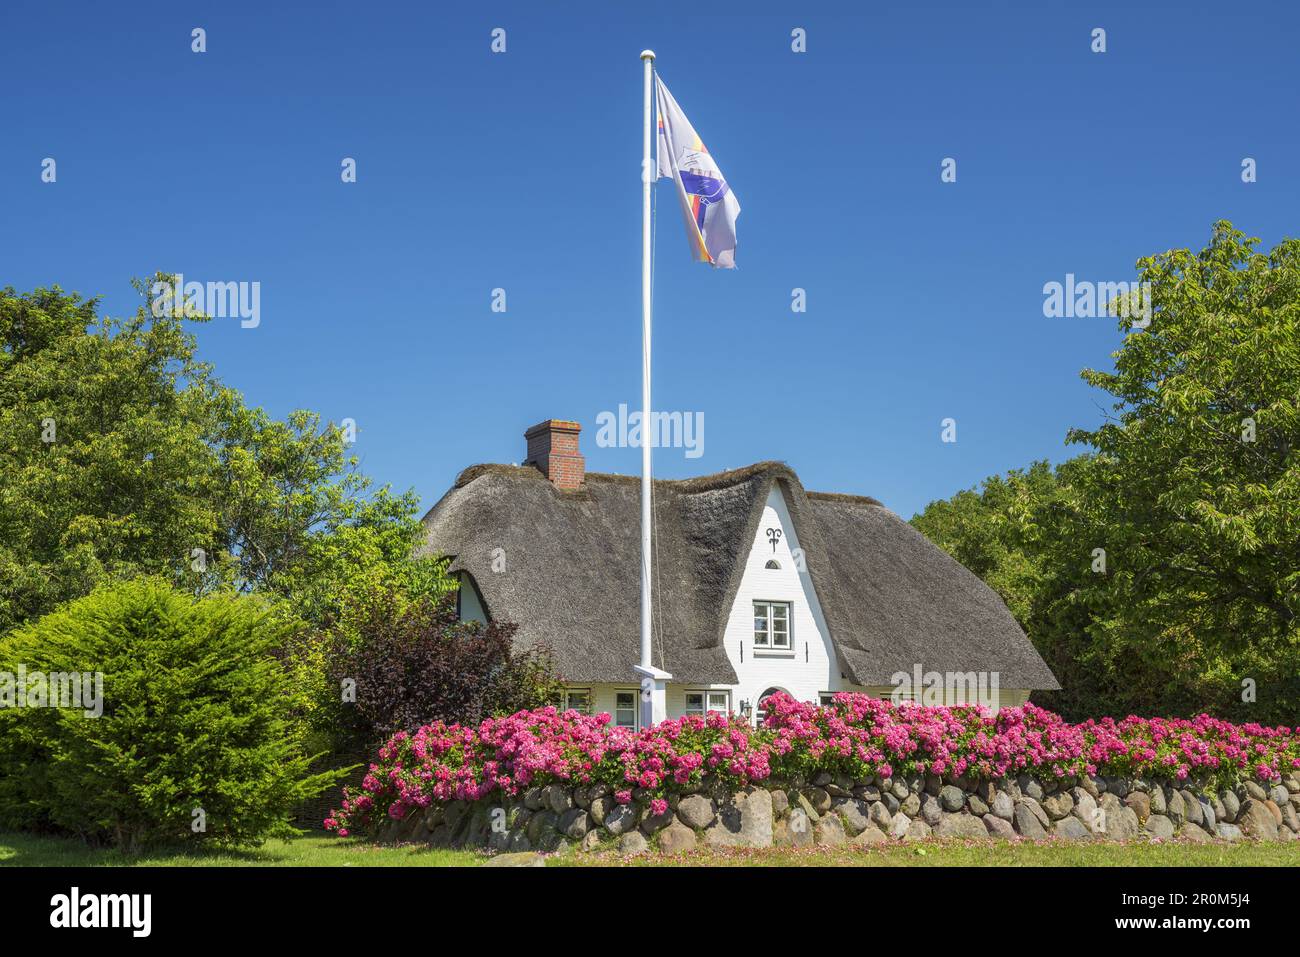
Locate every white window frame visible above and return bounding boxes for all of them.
[613,689,639,729]
[684,690,731,716]
[753,600,792,652]
[818,692,835,706]
[561,688,592,715]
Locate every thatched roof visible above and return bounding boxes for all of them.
[418,461,1059,690]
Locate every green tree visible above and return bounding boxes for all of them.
[914,223,1300,723]
[0,278,451,634]
[0,281,217,632]
[1067,222,1300,721]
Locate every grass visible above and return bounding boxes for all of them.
[556,840,1300,867]
[0,832,483,867]
[3,830,1297,867]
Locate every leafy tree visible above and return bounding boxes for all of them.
[914,223,1300,724]
[0,579,341,850]
[0,281,218,632]
[0,278,451,634]
[1066,222,1300,721]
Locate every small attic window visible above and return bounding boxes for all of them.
[765,559,781,570]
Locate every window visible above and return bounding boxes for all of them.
[561,688,591,714]
[819,693,835,706]
[455,572,487,624]
[753,601,791,650]
[614,690,638,729]
[685,690,730,716]
[765,559,781,570]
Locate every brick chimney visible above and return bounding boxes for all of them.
[524,419,585,489]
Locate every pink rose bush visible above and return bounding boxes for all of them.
[326,693,1300,836]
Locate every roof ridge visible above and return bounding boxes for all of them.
[452,461,887,507]
[806,490,885,508]
[453,460,800,492]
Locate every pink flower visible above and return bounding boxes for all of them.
[323,694,1299,839]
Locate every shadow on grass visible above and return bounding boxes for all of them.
[0,831,486,867]
[0,831,291,867]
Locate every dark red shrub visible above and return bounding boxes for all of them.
[326,593,561,749]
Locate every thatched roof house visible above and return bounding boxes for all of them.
[420,420,1058,725]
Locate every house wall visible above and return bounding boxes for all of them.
[559,682,736,729]
[560,683,1032,723]
[564,684,641,729]
[717,485,844,712]
[860,686,1031,710]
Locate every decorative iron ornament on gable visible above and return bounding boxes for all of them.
[766,527,782,552]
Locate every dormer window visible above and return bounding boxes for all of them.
[753,601,791,650]
[765,559,781,570]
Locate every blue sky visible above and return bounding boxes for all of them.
[4,0,1297,518]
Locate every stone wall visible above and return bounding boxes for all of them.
[382,770,1300,855]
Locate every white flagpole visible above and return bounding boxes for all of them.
[636,49,668,728]
[639,48,654,684]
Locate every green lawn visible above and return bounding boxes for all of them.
[558,840,1300,867]
[0,832,483,867]
[3,830,1298,867]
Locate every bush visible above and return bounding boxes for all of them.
[0,579,341,851]
[326,693,1300,837]
[322,590,562,751]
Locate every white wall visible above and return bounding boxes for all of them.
[558,683,737,727]
[559,684,643,728]
[717,486,843,713]
[860,685,1031,711]
[558,681,1034,724]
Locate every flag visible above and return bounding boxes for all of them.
[655,75,741,269]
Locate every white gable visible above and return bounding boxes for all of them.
[719,486,843,711]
